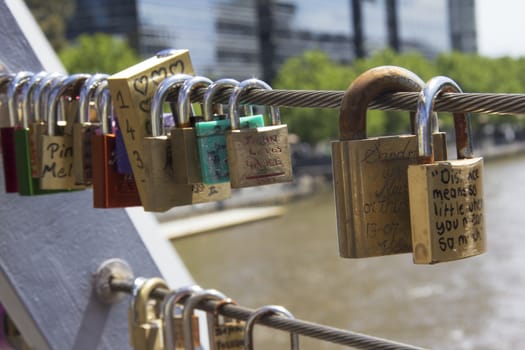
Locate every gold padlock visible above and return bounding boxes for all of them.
[226,78,293,188]
[212,299,245,350]
[143,74,230,211]
[408,76,486,264]
[183,289,227,350]
[170,75,212,184]
[39,74,89,190]
[331,66,448,258]
[128,277,169,350]
[73,73,109,185]
[161,285,203,350]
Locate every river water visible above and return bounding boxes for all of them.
[173,153,525,350]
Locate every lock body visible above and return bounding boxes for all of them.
[143,136,230,212]
[332,133,447,258]
[408,157,486,264]
[170,127,202,184]
[226,124,293,188]
[73,123,97,185]
[92,133,142,208]
[1,126,19,192]
[213,319,245,350]
[172,314,202,350]
[196,115,264,184]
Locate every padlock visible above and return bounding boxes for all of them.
[226,78,293,188]
[128,277,169,350]
[14,71,61,195]
[1,72,33,193]
[143,74,230,212]
[182,289,227,350]
[91,80,142,208]
[39,74,90,190]
[73,73,109,185]
[212,299,245,350]
[244,305,299,350]
[408,76,486,264]
[331,66,448,258]
[195,78,265,184]
[161,285,203,350]
[170,75,212,184]
[30,72,64,179]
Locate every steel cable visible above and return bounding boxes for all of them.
[187,88,525,115]
[111,279,426,350]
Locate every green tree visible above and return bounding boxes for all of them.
[59,33,140,74]
[24,0,74,51]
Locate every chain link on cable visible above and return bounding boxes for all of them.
[111,279,426,350]
[187,88,525,115]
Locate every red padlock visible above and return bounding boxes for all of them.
[91,80,141,208]
[1,72,33,193]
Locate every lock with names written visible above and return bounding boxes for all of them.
[225,78,293,188]
[91,80,141,208]
[39,74,90,190]
[73,73,109,185]
[408,76,486,264]
[108,49,194,208]
[331,66,448,258]
[1,72,32,193]
[211,299,245,350]
[14,71,62,195]
[128,277,169,350]
[196,78,264,184]
[143,74,230,211]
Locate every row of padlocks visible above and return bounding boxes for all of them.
[0,50,486,266]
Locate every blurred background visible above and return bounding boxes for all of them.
[19,1,525,349]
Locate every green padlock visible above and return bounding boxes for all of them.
[15,72,62,195]
[195,79,264,184]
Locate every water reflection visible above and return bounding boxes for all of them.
[173,155,525,350]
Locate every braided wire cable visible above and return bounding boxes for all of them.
[111,279,426,350]
[188,88,525,115]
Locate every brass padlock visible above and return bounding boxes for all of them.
[39,74,90,190]
[73,73,109,185]
[30,72,64,179]
[244,305,299,350]
[171,75,212,184]
[212,299,245,350]
[183,289,227,350]
[2,72,33,193]
[161,285,203,350]
[226,78,293,188]
[91,80,141,208]
[143,74,230,211]
[128,277,169,350]
[331,66,448,258]
[408,76,486,264]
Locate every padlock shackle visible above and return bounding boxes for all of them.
[7,71,33,127]
[47,73,90,136]
[416,76,473,163]
[150,74,191,137]
[21,71,48,129]
[244,305,299,350]
[79,73,109,124]
[161,285,202,350]
[228,78,280,130]
[183,289,227,350]
[94,80,113,135]
[177,76,213,127]
[32,73,63,123]
[203,78,240,121]
[339,65,431,141]
[132,277,169,325]
[0,73,14,93]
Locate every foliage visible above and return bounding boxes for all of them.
[274,49,525,145]
[59,33,140,74]
[24,0,74,51]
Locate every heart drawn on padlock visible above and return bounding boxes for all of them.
[133,75,148,96]
[169,60,185,75]
[139,97,151,113]
[151,68,167,85]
